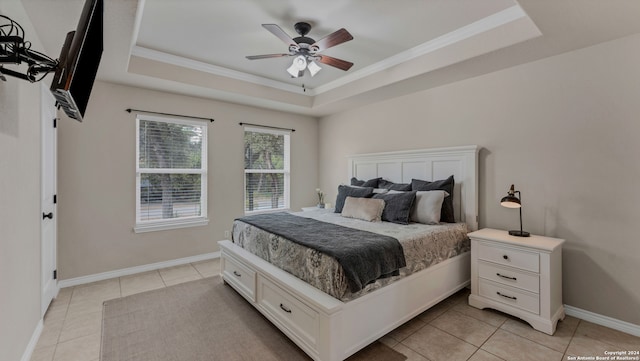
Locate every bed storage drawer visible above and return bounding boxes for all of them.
[477,242,539,273]
[257,275,319,351]
[222,255,256,302]
[478,261,539,293]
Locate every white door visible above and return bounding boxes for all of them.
[41,84,58,316]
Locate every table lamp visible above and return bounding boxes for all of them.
[500,184,530,237]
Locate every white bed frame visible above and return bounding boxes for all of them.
[219,145,479,361]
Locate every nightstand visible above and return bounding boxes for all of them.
[467,228,565,335]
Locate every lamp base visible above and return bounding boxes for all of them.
[508,230,530,237]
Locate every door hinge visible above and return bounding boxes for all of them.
[53,118,57,128]
[53,270,57,280]
[53,195,57,204]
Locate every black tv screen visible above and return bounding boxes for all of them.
[50,0,103,121]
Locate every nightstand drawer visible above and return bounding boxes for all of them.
[477,242,539,273]
[478,261,539,293]
[479,279,539,314]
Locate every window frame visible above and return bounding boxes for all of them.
[134,114,209,233]
[243,126,291,214]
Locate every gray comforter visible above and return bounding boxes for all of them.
[235,212,406,293]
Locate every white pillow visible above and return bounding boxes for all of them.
[341,196,386,222]
[410,190,449,224]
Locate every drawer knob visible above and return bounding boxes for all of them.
[233,271,241,277]
[503,255,509,260]
[279,303,292,313]
[497,291,517,300]
[496,273,517,281]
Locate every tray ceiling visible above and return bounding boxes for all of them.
[18,0,640,116]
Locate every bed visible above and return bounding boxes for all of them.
[218,145,479,361]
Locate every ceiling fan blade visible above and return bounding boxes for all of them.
[311,28,353,52]
[262,24,297,46]
[317,55,354,71]
[246,54,291,60]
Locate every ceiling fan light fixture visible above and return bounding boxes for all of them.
[294,55,307,70]
[287,55,308,77]
[287,62,300,77]
[308,60,322,77]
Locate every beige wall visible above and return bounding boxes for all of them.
[57,82,318,279]
[0,1,45,360]
[318,33,640,325]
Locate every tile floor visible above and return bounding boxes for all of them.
[29,258,639,361]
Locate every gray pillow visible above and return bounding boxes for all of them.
[372,191,417,224]
[378,179,412,191]
[350,177,381,188]
[334,185,374,213]
[411,176,455,223]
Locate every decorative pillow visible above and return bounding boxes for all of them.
[378,179,412,191]
[350,177,381,188]
[334,185,374,213]
[341,197,385,222]
[410,190,449,224]
[411,176,455,223]
[349,185,389,194]
[373,188,389,194]
[372,191,417,224]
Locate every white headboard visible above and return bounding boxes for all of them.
[347,145,480,231]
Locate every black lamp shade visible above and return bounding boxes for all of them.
[500,195,521,208]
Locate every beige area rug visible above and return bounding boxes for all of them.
[101,276,406,361]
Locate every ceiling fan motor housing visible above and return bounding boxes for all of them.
[293,22,316,48]
[294,36,315,45]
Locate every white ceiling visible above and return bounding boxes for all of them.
[18,0,640,117]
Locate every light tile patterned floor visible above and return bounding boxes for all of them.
[30,258,639,361]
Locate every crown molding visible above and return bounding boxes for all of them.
[130,46,312,95]
[314,5,529,94]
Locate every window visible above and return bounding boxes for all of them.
[135,115,208,232]
[244,126,290,213]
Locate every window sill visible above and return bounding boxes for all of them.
[134,217,209,233]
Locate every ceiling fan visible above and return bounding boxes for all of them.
[246,22,354,78]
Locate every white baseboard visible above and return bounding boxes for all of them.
[20,319,43,361]
[565,304,640,337]
[58,252,220,288]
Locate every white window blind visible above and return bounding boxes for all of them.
[244,126,290,213]
[135,115,208,232]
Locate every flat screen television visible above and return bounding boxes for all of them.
[50,0,103,122]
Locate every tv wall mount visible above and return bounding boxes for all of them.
[0,15,58,82]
